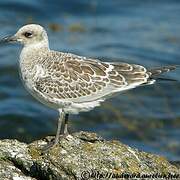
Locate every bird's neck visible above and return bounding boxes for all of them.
[19,43,49,75]
[24,40,49,51]
[20,42,49,59]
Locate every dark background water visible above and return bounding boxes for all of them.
[0,0,179,161]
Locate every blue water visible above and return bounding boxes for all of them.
[0,0,180,161]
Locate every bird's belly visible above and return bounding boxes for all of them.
[19,70,102,113]
[20,75,63,110]
[27,87,61,109]
[22,78,102,113]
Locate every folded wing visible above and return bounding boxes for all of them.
[33,52,153,103]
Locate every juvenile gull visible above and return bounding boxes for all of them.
[1,24,178,150]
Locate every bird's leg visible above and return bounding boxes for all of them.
[54,110,65,145]
[63,114,69,135]
[41,109,65,152]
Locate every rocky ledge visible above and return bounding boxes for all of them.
[0,131,179,180]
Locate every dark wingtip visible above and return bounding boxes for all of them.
[148,65,179,78]
[156,77,178,82]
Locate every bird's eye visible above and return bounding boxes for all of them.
[24,32,33,38]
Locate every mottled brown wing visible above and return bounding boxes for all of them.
[34,53,114,101]
[34,52,149,101]
[110,63,149,85]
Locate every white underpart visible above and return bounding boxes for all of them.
[63,100,103,114]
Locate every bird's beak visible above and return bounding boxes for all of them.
[0,35,18,43]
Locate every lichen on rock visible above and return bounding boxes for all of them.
[0,131,179,180]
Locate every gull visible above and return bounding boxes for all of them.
[1,24,178,150]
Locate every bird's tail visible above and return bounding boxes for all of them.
[147,65,179,81]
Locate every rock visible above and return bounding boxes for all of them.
[0,131,179,180]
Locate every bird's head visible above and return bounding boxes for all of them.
[1,24,49,48]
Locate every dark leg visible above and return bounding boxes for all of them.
[63,114,69,134]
